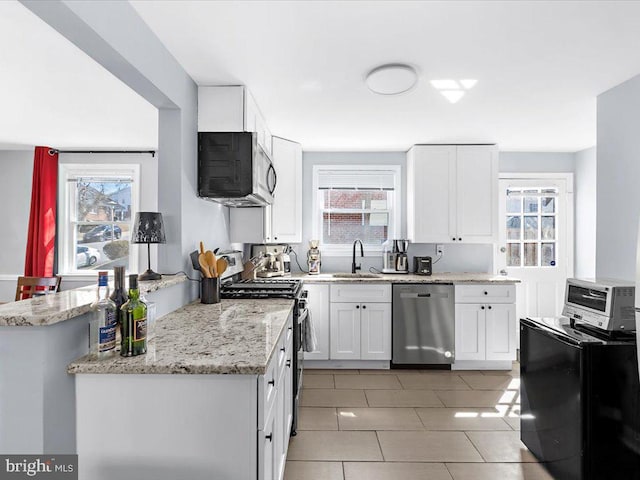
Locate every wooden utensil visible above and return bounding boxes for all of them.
[205,250,217,277]
[199,241,205,255]
[216,258,227,276]
[198,253,211,278]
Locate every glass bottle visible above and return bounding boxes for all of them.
[90,271,117,357]
[109,266,128,344]
[120,274,147,357]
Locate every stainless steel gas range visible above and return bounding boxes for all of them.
[220,277,307,436]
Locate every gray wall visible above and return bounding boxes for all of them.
[596,74,640,280]
[574,147,597,278]
[0,150,33,275]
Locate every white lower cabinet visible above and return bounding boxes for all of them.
[304,284,330,360]
[454,284,517,364]
[328,284,392,361]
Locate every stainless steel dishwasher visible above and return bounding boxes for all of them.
[392,283,455,365]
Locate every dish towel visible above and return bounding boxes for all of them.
[303,310,317,353]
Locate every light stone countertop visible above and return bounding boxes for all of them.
[0,274,188,327]
[68,298,294,375]
[292,272,520,284]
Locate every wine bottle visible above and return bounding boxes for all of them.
[120,274,147,357]
[90,271,117,356]
[109,266,128,345]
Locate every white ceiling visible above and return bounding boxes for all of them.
[0,1,157,151]
[131,0,640,152]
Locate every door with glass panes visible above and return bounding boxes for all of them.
[497,176,573,320]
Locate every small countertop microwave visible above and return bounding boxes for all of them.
[562,277,635,332]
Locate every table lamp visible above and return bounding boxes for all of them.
[131,212,166,281]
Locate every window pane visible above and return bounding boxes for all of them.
[507,243,521,267]
[506,216,521,240]
[542,243,556,267]
[524,243,538,266]
[524,197,538,214]
[541,197,555,213]
[77,181,132,222]
[324,189,387,210]
[541,216,555,240]
[524,216,538,240]
[322,213,388,245]
[75,224,129,270]
[506,196,521,214]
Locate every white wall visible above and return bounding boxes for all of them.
[500,152,575,173]
[574,147,597,278]
[596,74,640,281]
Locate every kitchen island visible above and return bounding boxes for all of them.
[68,298,295,480]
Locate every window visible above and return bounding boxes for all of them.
[58,164,139,274]
[312,165,401,254]
[505,187,557,267]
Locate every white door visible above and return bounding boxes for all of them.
[360,303,391,360]
[497,176,574,319]
[330,303,360,359]
[304,285,330,361]
[485,304,517,361]
[454,304,486,361]
[456,146,498,243]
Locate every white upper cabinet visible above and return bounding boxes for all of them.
[407,145,498,244]
[198,85,272,156]
[271,137,302,243]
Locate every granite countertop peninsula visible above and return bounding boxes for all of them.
[293,272,520,284]
[68,298,294,375]
[0,274,188,327]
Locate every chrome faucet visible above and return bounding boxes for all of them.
[352,239,364,274]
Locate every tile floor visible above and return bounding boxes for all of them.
[284,364,553,480]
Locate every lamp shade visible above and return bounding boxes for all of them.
[131,212,166,244]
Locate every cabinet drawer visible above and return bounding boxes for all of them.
[455,284,516,304]
[330,284,391,303]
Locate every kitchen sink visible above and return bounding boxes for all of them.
[331,273,382,279]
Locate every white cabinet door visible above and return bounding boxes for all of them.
[360,303,391,360]
[229,207,271,244]
[455,146,498,243]
[330,303,361,360]
[407,146,456,243]
[197,86,244,131]
[455,304,486,361]
[259,408,276,480]
[485,304,517,361]
[271,137,302,243]
[304,285,330,360]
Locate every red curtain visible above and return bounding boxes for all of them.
[24,146,58,277]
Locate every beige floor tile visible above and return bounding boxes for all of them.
[377,431,484,462]
[462,375,520,390]
[298,407,338,430]
[398,374,470,390]
[360,369,420,374]
[504,414,520,430]
[304,374,335,388]
[301,389,367,407]
[335,374,401,390]
[446,462,553,480]
[466,431,538,462]
[306,369,359,375]
[435,389,506,408]
[416,407,512,431]
[366,389,444,407]
[337,407,424,431]
[287,431,383,461]
[284,461,344,480]
[344,462,452,480]
[445,369,486,376]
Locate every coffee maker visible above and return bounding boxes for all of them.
[382,239,409,274]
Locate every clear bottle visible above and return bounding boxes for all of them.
[90,271,117,357]
[120,275,147,357]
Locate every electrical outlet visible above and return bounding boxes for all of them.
[436,244,444,255]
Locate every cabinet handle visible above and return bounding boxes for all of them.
[484,291,488,295]
[280,347,285,352]
[488,305,492,310]
[268,379,275,386]
[481,306,485,310]
[452,237,456,241]
[274,236,278,240]
[362,305,367,309]
[286,359,291,367]
[265,433,273,442]
[458,237,462,241]
[356,305,360,309]
[288,327,293,331]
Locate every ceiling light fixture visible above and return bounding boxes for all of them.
[430,78,478,103]
[459,79,478,90]
[440,90,465,104]
[365,64,418,95]
[430,79,460,90]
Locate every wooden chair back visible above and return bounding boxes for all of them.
[15,276,61,301]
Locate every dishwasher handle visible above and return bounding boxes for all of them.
[399,292,450,299]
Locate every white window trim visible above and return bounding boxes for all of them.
[312,164,402,256]
[58,163,140,275]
